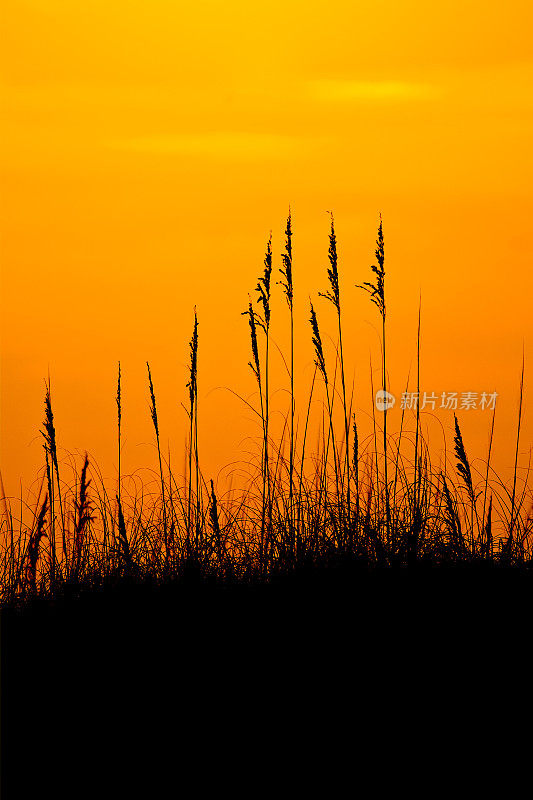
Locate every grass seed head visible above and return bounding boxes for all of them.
[256,233,272,330]
[356,216,385,319]
[319,212,340,313]
[309,301,327,384]
[453,414,475,502]
[278,209,293,309]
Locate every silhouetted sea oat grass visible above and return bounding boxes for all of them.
[0,211,531,608]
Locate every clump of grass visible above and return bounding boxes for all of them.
[0,209,531,606]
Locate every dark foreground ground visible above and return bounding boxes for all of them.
[2,561,532,794]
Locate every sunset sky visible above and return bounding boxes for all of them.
[1,0,532,498]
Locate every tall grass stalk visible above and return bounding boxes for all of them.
[117,362,122,505]
[147,362,168,568]
[369,356,380,524]
[243,298,267,568]
[209,479,223,568]
[297,366,318,558]
[116,494,132,574]
[186,312,199,559]
[255,236,273,552]
[279,209,294,541]
[319,212,351,544]
[41,383,65,577]
[482,408,496,557]
[72,454,93,581]
[357,219,389,539]
[453,414,478,548]
[310,301,340,542]
[414,296,421,512]
[508,349,525,552]
[25,493,48,594]
[352,414,359,528]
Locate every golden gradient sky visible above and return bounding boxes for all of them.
[1,0,532,498]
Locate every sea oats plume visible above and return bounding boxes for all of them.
[454,414,475,502]
[356,216,385,319]
[309,300,327,384]
[319,211,340,313]
[278,209,293,308]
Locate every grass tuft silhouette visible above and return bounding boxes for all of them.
[1,211,532,608]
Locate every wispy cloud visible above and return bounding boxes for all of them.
[108,131,316,159]
[308,79,439,102]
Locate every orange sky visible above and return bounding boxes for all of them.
[1,0,532,500]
